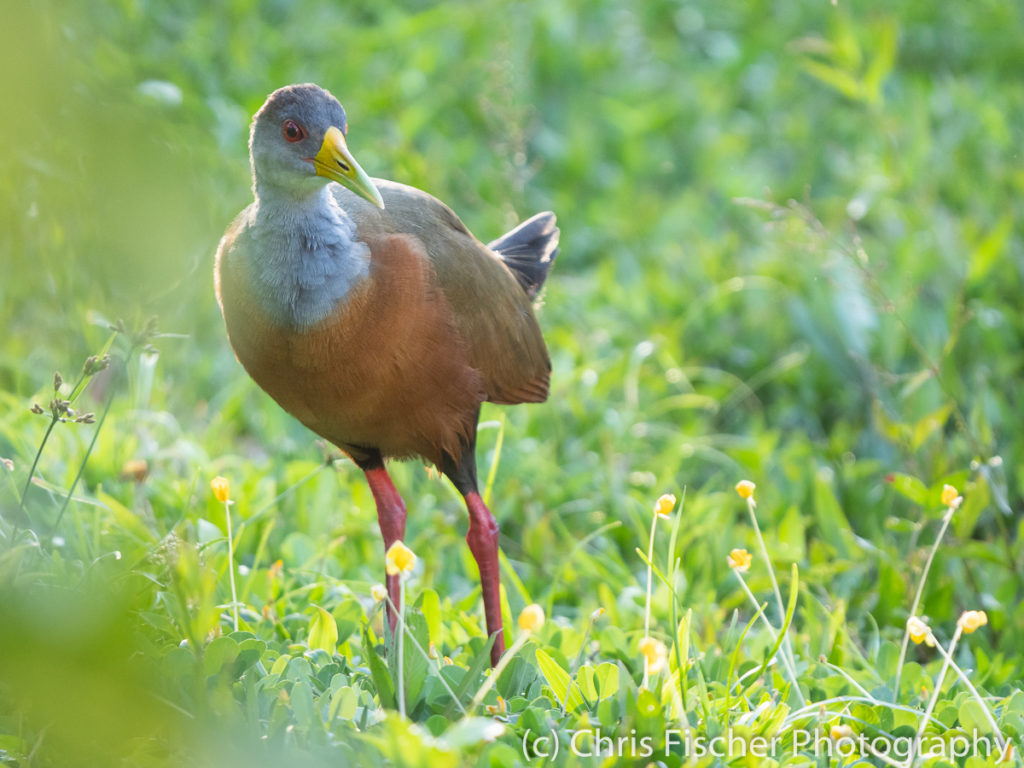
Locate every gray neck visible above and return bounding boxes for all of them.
[247,184,371,329]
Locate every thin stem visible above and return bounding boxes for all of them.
[52,381,117,530]
[397,577,406,718]
[931,629,1008,757]
[909,627,960,768]
[18,418,57,513]
[672,604,693,733]
[471,631,532,710]
[382,595,466,715]
[819,659,877,702]
[10,417,58,547]
[733,570,805,705]
[570,610,601,672]
[894,503,955,697]
[224,500,239,632]
[745,497,799,682]
[784,696,948,731]
[642,513,659,689]
[861,739,909,768]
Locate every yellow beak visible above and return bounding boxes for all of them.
[312,126,385,209]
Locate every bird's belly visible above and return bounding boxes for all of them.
[229,318,427,458]
[221,234,485,464]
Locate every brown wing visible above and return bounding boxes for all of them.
[338,180,551,405]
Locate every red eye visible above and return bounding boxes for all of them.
[282,119,306,142]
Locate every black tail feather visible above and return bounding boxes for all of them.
[488,212,559,299]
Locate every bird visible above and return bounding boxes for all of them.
[214,84,558,665]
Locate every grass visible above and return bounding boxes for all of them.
[1,0,1023,766]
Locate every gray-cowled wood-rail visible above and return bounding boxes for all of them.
[214,84,558,665]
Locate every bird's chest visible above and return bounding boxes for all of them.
[220,252,374,426]
[218,232,484,461]
[244,221,372,330]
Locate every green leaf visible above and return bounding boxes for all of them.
[363,627,395,709]
[496,654,537,700]
[447,635,495,716]
[202,636,239,677]
[331,598,365,646]
[800,59,864,102]
[593,662,620,701]
[289,680,317,731]
[744,564,800,702]
[725,603,765,717]
[0,734,28,759]
[388,611,430,709]
[968,214,1013,283]
[813,473,852,556]
[911,403,954,452]
[438,717,503,749]
[958,699,994,735]
[577,664,596,700]
[269,654,290,677]
[889,472,927,506]
[863,18,897,102]
[954,479,989,538]
[232,638,266,677]
[634,546,674,593]
[419,588,441,647]
[328,685,359,722]
[308,605,338,653]
[535,647,583,712]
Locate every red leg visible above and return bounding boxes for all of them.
[464,491,505,665]
[363,465,407,631]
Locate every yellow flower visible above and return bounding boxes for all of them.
[735,480,756,500]
[907,616,935,646]
[485,695,508,715]
[385,541,416,576]
[590,607,606,622]
[120,458,149,482]
[370,583,388,602]
[941,484,962,508]
[830,724,853,741]
[958,610,988,634]
[442,656,454,665]
[654,493,676,519]
[211,476,230,503]
[1000,741,1014,763]
[518,603,545,633]
[727,548,752,573]
[639,636,668,674]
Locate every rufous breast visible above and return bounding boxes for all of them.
[216,231,484,465]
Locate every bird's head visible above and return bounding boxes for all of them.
[249,83,384,208]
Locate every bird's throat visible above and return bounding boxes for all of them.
[248,185,371,330]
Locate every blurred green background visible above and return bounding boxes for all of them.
[1,0,1022,765]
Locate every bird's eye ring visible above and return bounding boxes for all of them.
[282,119,306,142]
